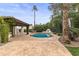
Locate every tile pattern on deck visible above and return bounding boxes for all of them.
[0,34,71,56]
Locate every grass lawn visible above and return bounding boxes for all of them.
[66,47,79,56]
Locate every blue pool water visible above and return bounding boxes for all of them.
[32,33,49,38]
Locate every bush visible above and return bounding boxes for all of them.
[34,23,53,32]
[52,19,62,33]
[70,28,79,37]
[0,23,9,43]
[34,25,43,32]
[24,29,33,32]
[57,33,62,36]
[29,29,33,32]
[68,28,79,41]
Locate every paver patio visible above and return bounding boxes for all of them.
[0,34,71,56]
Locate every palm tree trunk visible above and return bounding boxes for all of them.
[34,10,36,29]
[62,4,70,44]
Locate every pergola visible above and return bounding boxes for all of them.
[2,16,30,37]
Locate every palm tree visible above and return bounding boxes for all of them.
[62,3,70,43]
[49,3,71,44]
[32,5,38,30]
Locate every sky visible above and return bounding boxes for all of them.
[0,3,52,25]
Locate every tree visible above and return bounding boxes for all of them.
[0,17,9,43]
[69,4,79,28]
[62,4,70,43]
[52,15,62,33]
[49,3,79,42]
[70,12,79,28]
[49,3,71,44]
[32,5,38,30]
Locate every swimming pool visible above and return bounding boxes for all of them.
[32,33,49,38]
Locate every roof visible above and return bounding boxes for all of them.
[2,16,30,26]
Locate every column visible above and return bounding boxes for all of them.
[12,26,15,37]
[26,26,29,35]
[21,26,24,35]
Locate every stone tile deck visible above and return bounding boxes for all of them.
[0,34,71,56]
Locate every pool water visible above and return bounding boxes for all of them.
[32,33,49,38]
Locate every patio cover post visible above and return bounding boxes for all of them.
[12,26,15,37]
[26,26,29,35]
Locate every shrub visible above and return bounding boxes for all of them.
[0,23,9,43]
[24,29,33,32]
[34,24,51,32]
[70,28,79,37]
[68,28,79,41]
[34,25,43,32]
[57,33,62,36]
[29,29,33,32]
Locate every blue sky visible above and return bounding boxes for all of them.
[0,3,52,25]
